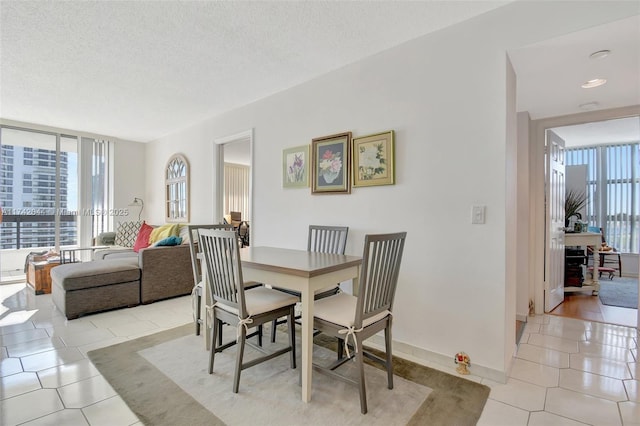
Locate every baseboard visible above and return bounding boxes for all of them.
[366,334,509,384]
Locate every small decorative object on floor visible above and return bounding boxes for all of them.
[455,352,471,375]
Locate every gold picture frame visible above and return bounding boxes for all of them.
[282,145,309,188]
[311,131,352,194]
[352,130,395,187]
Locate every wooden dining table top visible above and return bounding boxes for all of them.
[239,246,362,278]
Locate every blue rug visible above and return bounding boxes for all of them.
[598,277,638,309]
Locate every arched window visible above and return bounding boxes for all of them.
[165,154,189,222]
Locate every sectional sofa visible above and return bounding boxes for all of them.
[50,222,194,319]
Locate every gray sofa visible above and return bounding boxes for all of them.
[51,258,141,320]
[51,224,194,319]
[93,244,193,303]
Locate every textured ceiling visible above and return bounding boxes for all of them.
[0,1,509,142]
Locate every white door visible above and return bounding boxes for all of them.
[545,130,566,312]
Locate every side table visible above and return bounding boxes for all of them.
[27,260,60,295]
[60,246,110,263]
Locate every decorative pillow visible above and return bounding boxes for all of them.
[97,232,116,245]
[115,221,142,248]
[154,236,183,247]
[178,224,190,244]
[133,222,154,253]
[149,224,180,244]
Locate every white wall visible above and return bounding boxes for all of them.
[505,56,518,368]
[113,140,146,229]
[516,112,531,321]
[144,1,640,379]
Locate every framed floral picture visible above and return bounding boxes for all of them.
[311,131,352,194]
[352,130,395,187]
[282,145,309,188]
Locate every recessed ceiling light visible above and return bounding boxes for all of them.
[589,50,611,59]
[581,78,607,89]
[579,101,599,110]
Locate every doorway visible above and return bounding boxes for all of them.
[213,129,253,243]
[532,107,640,327]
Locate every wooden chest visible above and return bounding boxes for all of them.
[27,261,59,295]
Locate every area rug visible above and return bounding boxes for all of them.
[598,277,639,309]
[88,324,489,426]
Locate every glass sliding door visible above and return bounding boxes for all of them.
[0,127,78,283]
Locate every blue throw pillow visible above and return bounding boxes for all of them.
[154,236,183,247]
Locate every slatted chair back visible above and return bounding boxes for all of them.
[308,225,349,254]
[354,232,407,329]
[198,229,247,317]
[187,224,234,286]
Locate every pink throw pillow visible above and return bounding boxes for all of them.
[133,221,154,253]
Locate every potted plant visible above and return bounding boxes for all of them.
[565,189,587,228]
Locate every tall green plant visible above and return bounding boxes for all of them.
[565,189,587,223]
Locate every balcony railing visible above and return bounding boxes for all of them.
[0,214,78,249]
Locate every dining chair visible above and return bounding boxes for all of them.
[270,225,349,342]
[312,231,407,414]
[188,224,231,336]
[198,228,298,393]
[188,224,261,342]
[587,226,622,277]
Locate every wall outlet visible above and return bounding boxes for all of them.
[471,205,486,224]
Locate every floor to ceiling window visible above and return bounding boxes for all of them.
[566,142,639,254]
[1,127,113,283]
[1,127,78,238]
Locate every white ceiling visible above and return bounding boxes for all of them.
[508,14,640,121]
[1,2,638,144]
[0,0,509,142]
[552,116,640,147]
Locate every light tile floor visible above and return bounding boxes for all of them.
[478,315,639,426]
[1,282,638,425]
[1,282,192,426]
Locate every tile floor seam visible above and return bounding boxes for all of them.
[567,365,632,381]
[615,401,625,425]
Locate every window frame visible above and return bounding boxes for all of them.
[567,142,639,253]
[165,153,189,223]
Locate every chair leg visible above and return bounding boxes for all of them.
[355,336,367,415]
[287,306,296,369]
[270,319,277,343]
[217,320,224,347]
[233,324,246,393]
[618,255,622,277]
[385,324,394,390]
[337,338,345,360]
[209,311,218,374]
[195,291,202,336]
[258,324,263,347]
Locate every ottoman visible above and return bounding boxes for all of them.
[51,258,141,319]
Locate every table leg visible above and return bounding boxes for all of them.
[592,256,600,296]
[300,287,313,402]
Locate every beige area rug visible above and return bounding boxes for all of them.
[88,324,489,426]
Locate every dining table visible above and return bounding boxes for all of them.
[202,246,362,403]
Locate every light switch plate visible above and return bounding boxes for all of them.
[472,205,486,224]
